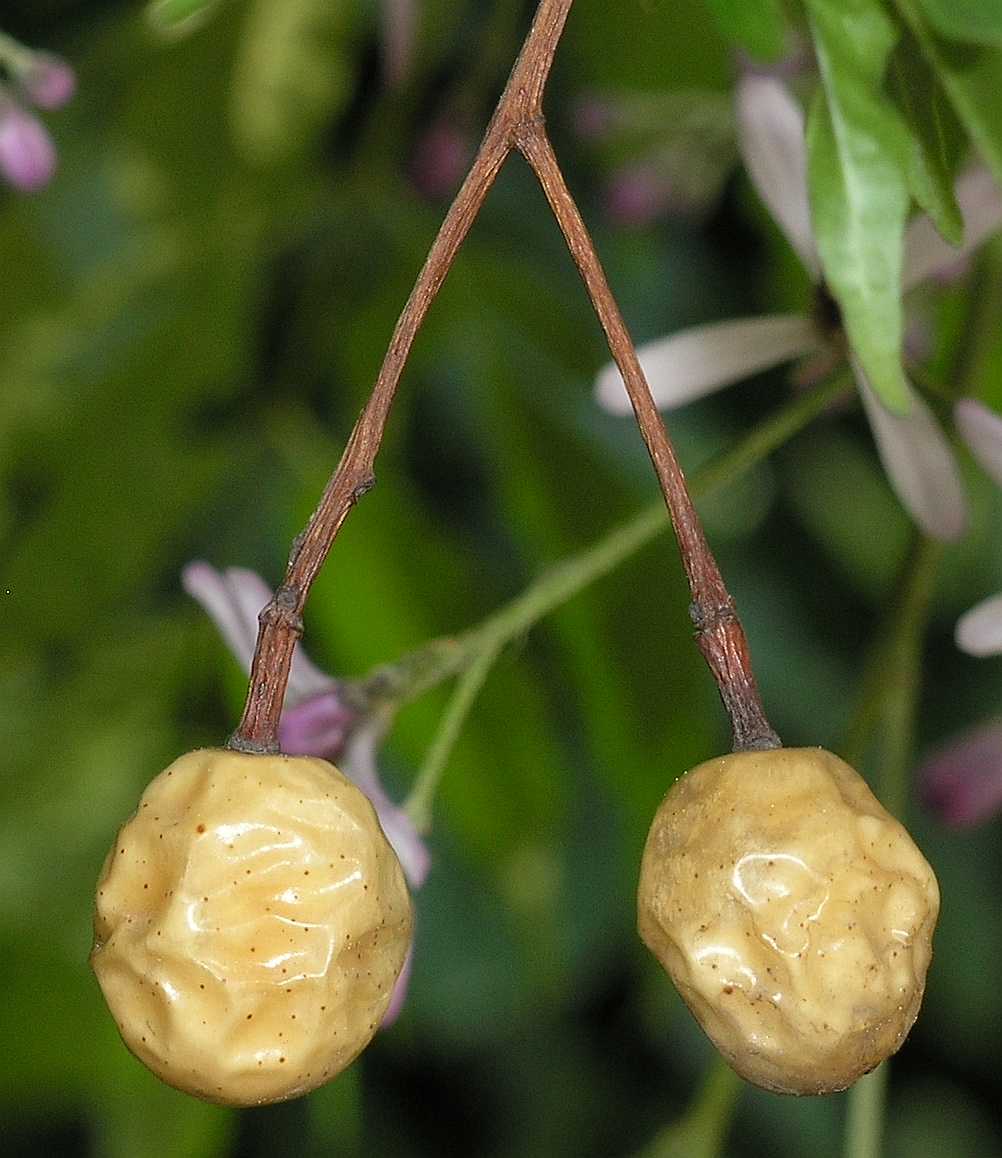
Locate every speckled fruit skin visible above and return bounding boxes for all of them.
[637,747,940,1096]
[91,749,412,1106]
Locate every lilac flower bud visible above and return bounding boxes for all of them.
[0,102,56,192]
[571,96,616,140]
[604,164,669,227]
[920,721,1002,828]
[410,119,471,200]
[20,53,76,110]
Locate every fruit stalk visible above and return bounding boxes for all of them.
[229,0,779,756]
[518,127,779,751]
[228,0,574,754]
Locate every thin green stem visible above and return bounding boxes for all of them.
[877,539,942,816]
[841,534,942,1158]
[843,1064,889,1158]
[0,30,32,70]
[842,534,942,816]
[637,1060,741,1158]
[353,374,852,712]
[691,374,851,498]
[405,639,503,830]
[946,255,997,404]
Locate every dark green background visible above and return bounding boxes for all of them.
[2,2,1002,1155]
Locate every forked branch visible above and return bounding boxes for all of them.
[229,0,780,756]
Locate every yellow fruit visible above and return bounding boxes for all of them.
[92,748,412,1106]
[637,747,939,1095]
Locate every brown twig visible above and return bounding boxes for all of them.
[518,128,779,751]
[229,0,779,756]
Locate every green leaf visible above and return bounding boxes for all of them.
[897,0,1002,186]
[889,34,965,244]
[806,0,912,413]
[230,0,360,166]
[703,0,787,60]
[146,0,220,36]
[915,0,1002,47]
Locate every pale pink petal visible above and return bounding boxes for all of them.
[920,720,1002,827]
[341,724,431,889]
[955,594,1002,657]
[903,167,1002,291]
[222,567,335,704]
[595,314,822,415]
[182,561,260,672]
[735,73,818,276]
[183,563,335,706]
[219,567,275,643]
[854,362,968,541]
[955,398,1002,488]
[381,942,413,1027]
[278,690,356,759]
[374,794,432,888]
[288,646,340,703]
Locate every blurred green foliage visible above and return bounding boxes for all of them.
[3,2,1002,1156]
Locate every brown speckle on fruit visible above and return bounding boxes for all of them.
[637,747,939,1096]
[91,748,413,1107]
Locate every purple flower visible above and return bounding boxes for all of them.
[278,691,356,760]
[917,399,1002,828]
[0,100,56,191]
[605,164,672,228]
[953,399,1002,657]
[0,33,75,192]
[19,52,76,110]
[338,721,431,889]
[410,117,471,200]
[183,562,432,1020]
[182,563,338,707]
[920,721,1002,828]
[383,943,414,1026]
[595,73,1002,542]
[337,720,429,1027]
[571,96,616,141]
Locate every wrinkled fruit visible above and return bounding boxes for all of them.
[92,748,412,1106]
[637,747,939,1095]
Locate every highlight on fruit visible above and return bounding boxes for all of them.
[91,748,413,1106]
[637,747,940,1096]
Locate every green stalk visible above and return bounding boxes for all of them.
[841,534,942,1158]
[355,373,852,717]
[636,1060,742,1158]
[357,375,851,823]
[842,535,942,816]
[406,640,503,831]
[843,1064,890,1158]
